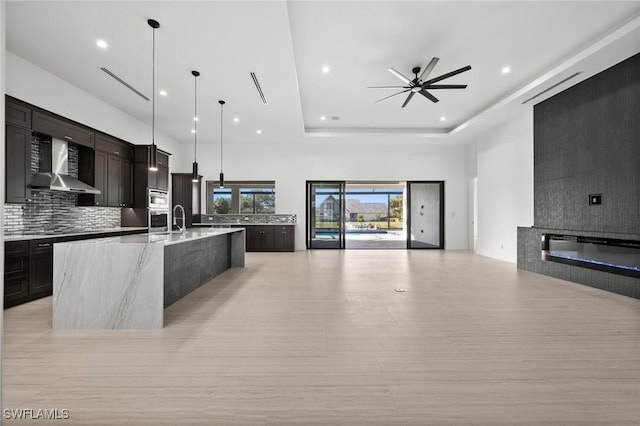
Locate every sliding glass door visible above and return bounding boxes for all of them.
[406,181,444,249]
[306,181,345,249]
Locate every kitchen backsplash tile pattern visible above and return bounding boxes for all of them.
[3,135,121,235]
[196,214,296,224]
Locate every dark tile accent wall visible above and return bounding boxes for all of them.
[3,135,121,235]
[520,53,640,298]
[518,227,640,299]
[534,52,640,233]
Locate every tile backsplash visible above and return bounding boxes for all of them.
[195,214,296,224]
[3,135,121,235]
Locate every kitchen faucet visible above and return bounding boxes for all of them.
[173,204,186,233]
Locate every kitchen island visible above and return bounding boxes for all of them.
[52,228,245,329]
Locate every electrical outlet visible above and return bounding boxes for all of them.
[589,194,602,205]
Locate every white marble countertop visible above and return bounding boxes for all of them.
[192,222,296,226]
[4,227,149,242]
[57,228,243,246]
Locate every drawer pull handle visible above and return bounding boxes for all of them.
[38,243,51,248]
[64,135,73,141]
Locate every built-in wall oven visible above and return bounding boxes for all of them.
[148,189,169,233]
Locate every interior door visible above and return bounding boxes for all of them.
[407,181,444,249]
[306,181,345,249]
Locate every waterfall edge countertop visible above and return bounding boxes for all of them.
[4,227,149,241]
[53,228,245,329]
[59,228,242,246]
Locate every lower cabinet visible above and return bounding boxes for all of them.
[244,225,294,252]
[29,239,54,297]
[4,241,29,308]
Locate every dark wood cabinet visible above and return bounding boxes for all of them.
[131,146,170,210]
[29,239,54,296]
[5,125,32,203]
[171,173,201,229]
[6,98,32,128]
[4,241,30,308]
[242,225,295,252]
[246,226,276,252]
[274,226,295,252]
[32,111,94,148]
[78,133,132,207]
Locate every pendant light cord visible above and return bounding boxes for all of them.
[194,75,197,162]
[152,26,155,146]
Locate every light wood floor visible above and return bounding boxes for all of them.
[3,250,639,425]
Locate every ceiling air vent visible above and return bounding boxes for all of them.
[250,72,268,105]
[100,67,150,101]
[521,72,582,104]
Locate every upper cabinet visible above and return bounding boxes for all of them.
[78,133,133,207]
[5,98,32,203]
[6,98,32,129]
[32,111,94,148]
[132,146,170,208]
[5,125,32,203]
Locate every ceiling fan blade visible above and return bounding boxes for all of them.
[419,90,439,103]
[388,68,411,84]
[374,89,411,104]
[423,65,472,86]
[367,86,411,89]
[418,57,439,81]
[401,92,416,108]
[423,84,468,90]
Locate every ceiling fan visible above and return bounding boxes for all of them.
[369,57,471,107]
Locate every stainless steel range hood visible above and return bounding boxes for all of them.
[31,138,101,194]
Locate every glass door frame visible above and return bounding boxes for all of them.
[406,181,445,249]
[306,181,346,249]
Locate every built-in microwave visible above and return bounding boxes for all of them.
[148,189,169,232]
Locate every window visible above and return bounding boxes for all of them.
[212,188,232,214]
[206,181,275,214]
[240,188,275,214]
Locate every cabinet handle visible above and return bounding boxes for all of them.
[96,202,100,205]
[114,151,119,155]
[38,243,51,248]
[64,135,73,141]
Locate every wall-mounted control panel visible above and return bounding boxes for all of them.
[589,194,602,205]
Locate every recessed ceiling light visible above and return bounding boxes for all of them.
[256,129,262,134]
[440,116,446,121]
[502,66,511,74]
[96,39,108,49]
[191,129,196,134]
[320,116,326,121]
[322,65,331,74]
[159,90,167,96]
[233,117,239,123]
[193,117,199,122]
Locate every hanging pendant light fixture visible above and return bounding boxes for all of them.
[218,100,226,188]
[191,70,200,182]
[148,18,160,172]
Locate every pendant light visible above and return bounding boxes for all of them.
[191,70,200,182]
[218,100,226,188]
[148,19,160,172]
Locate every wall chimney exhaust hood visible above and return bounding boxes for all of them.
[31,138,101,194]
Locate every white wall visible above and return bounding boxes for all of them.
[193,140,470,250]
[5,52,185,169]
[475,110,534,263]
[1,0,7,405]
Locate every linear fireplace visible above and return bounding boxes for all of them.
[542,234,640,278]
